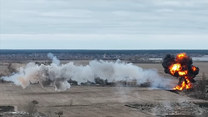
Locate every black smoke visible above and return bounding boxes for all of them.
[162,53,199,84]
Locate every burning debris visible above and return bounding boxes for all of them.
[162,53,199,91]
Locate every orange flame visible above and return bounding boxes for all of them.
[169,63,181,75]
[178,70,188,76]
[176,53,187,60]
[169,53,193,90]
[173,79,192,91]
[192,66,197,72]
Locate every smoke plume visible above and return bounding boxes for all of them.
[2,54,174,91]
[162,53,199,90]
[47,53,60,65]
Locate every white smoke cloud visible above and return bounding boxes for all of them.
[47,53,60,65]
[1,54,175,91]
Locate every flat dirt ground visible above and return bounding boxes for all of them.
[0,61,208,117]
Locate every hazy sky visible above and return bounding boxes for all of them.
[0,0,208,49]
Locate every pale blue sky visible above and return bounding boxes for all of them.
[0,0,208,49]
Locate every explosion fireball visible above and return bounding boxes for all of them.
[162,53,199,91]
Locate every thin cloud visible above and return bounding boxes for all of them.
[0,0,208,34]
[0,0,208,49]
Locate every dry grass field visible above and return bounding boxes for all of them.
[0,61,208,117]
[0,84,207,117]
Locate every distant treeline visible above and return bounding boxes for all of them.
[0,49,208,62]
